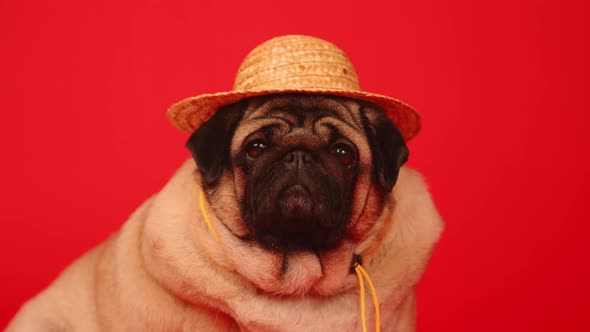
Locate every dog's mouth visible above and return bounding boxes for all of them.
[278,184,313,219]
[247,183,348,253]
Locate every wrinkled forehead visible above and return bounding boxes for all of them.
[231,95,368,153]
[243,96,364,128]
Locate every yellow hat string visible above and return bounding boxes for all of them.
[199,188,380,331]
[199,188,221,243]
[351,255,380,332]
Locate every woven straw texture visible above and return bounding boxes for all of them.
[167,35,421,141]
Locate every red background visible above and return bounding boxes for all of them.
[1,0,589,330]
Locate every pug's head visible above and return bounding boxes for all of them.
[187,94,408,296]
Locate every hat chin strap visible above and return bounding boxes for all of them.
[350,254,380,332]
[198,188,381,332]
[199,188,221,244]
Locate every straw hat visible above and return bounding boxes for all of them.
[167,35,421,141]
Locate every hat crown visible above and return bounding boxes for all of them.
[233,35,361,92]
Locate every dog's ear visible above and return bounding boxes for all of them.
[361,105,409,192]
[186,101,246,187]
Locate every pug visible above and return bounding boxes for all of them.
[7,94,443,332]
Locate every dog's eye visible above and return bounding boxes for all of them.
[330,143,355,167]
[246,139,267,159]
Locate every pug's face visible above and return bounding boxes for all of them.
[187,94,408,296]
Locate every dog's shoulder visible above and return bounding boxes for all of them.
[5,245,105,332]
[5,305,69,332]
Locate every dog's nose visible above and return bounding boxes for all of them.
[283,150,314,168]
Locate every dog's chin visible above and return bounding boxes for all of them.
[277,245,358,297]
[266,250,357,297]
[221,231,357,297]
[276,251,324,295]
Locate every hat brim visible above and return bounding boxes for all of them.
[167,88,422,142]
